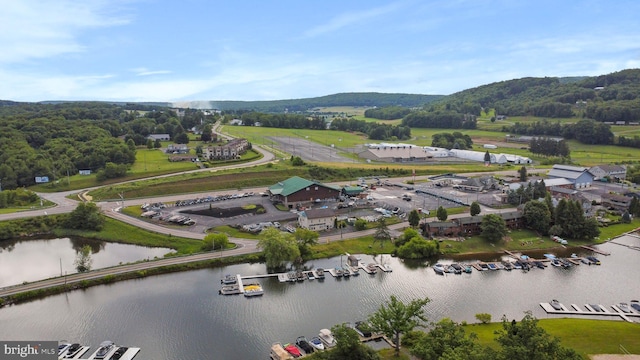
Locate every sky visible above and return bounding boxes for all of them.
[1,0,640,103]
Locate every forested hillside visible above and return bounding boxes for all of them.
[205,92,444,112]
[0,102,211,189]
[432,69,640,121]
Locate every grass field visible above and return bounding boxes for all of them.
[52,217,202,255]
[466,318,640,357]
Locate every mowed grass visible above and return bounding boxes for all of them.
[465,318,640,357]
[311,235,396,259]
[569,140,640,166]
[52,217,203,255]
[222,125,369,148]
[313,106,372,116]
[87,163,301,200]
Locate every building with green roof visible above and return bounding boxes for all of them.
[268,176,341,207]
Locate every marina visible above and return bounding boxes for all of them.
[219,256,393,296]
[539,301,640,323]
[223,249,605,294]
[270,322,393,359]
[58,341,140,360]
[3,235,638,360]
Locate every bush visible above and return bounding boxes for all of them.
[475,313,492,324]
[354,219,368,231]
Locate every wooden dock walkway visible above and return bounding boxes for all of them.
[580,245,611,255]
[539,302,638,323]
[610,241,640,252]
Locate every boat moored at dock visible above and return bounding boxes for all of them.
[308,336,325,351]
[243,283,264,297]
[221,274,237,284]
[318,328,337,348]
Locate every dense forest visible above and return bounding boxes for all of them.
[434,69,640,121]
[0,102,213,189]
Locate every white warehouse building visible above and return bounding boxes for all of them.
[448,149,531,164]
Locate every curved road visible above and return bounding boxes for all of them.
[0,129,523,298]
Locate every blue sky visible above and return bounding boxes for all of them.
[1,0,639,103]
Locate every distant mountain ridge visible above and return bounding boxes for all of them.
[172,92,445,112]
[2,69,638,118]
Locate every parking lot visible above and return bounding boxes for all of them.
[136,174,514,236]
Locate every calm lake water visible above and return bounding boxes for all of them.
[0,236,638,359]
[0,238,174,287]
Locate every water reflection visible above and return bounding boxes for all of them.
[0,237,174,287]
[0,239,638,360]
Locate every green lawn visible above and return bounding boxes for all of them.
[52,217,203,255]
[465,318,640,357]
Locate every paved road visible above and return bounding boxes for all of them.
[0,133,528,298]
[0,240,257,298]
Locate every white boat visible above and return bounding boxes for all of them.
[307,271,315,280]
[318,328,337,348]
[432,263,445,275]
[243,283,264,297]
[308,336,325,351]
[93,341,115,359]
[221,274,237,284]
[618,302,632,313]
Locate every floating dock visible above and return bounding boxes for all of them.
[580,245,611,256]
[539,301,640,323]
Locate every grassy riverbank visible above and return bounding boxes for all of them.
[465,318,640,357]
[52,217,203,255]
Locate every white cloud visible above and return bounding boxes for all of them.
[303,2,404,38]
[0,0,131,63]
[131,68,173,76]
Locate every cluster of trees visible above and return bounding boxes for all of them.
[404,312,582,360]
[402,111,477,129]
[0,201,105,240]
[519,194,599,240]
[431,132,473,150]
[504,181,548,206]
[330,118,411,140]
[239,112,326,129]
[549,198,600,240]
[529,138,570,157]
[503,119,614,145]
[257,227,319,269]
[394,228,439,259]
[364,106,411,120]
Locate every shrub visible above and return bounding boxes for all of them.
[475,313,492,324]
